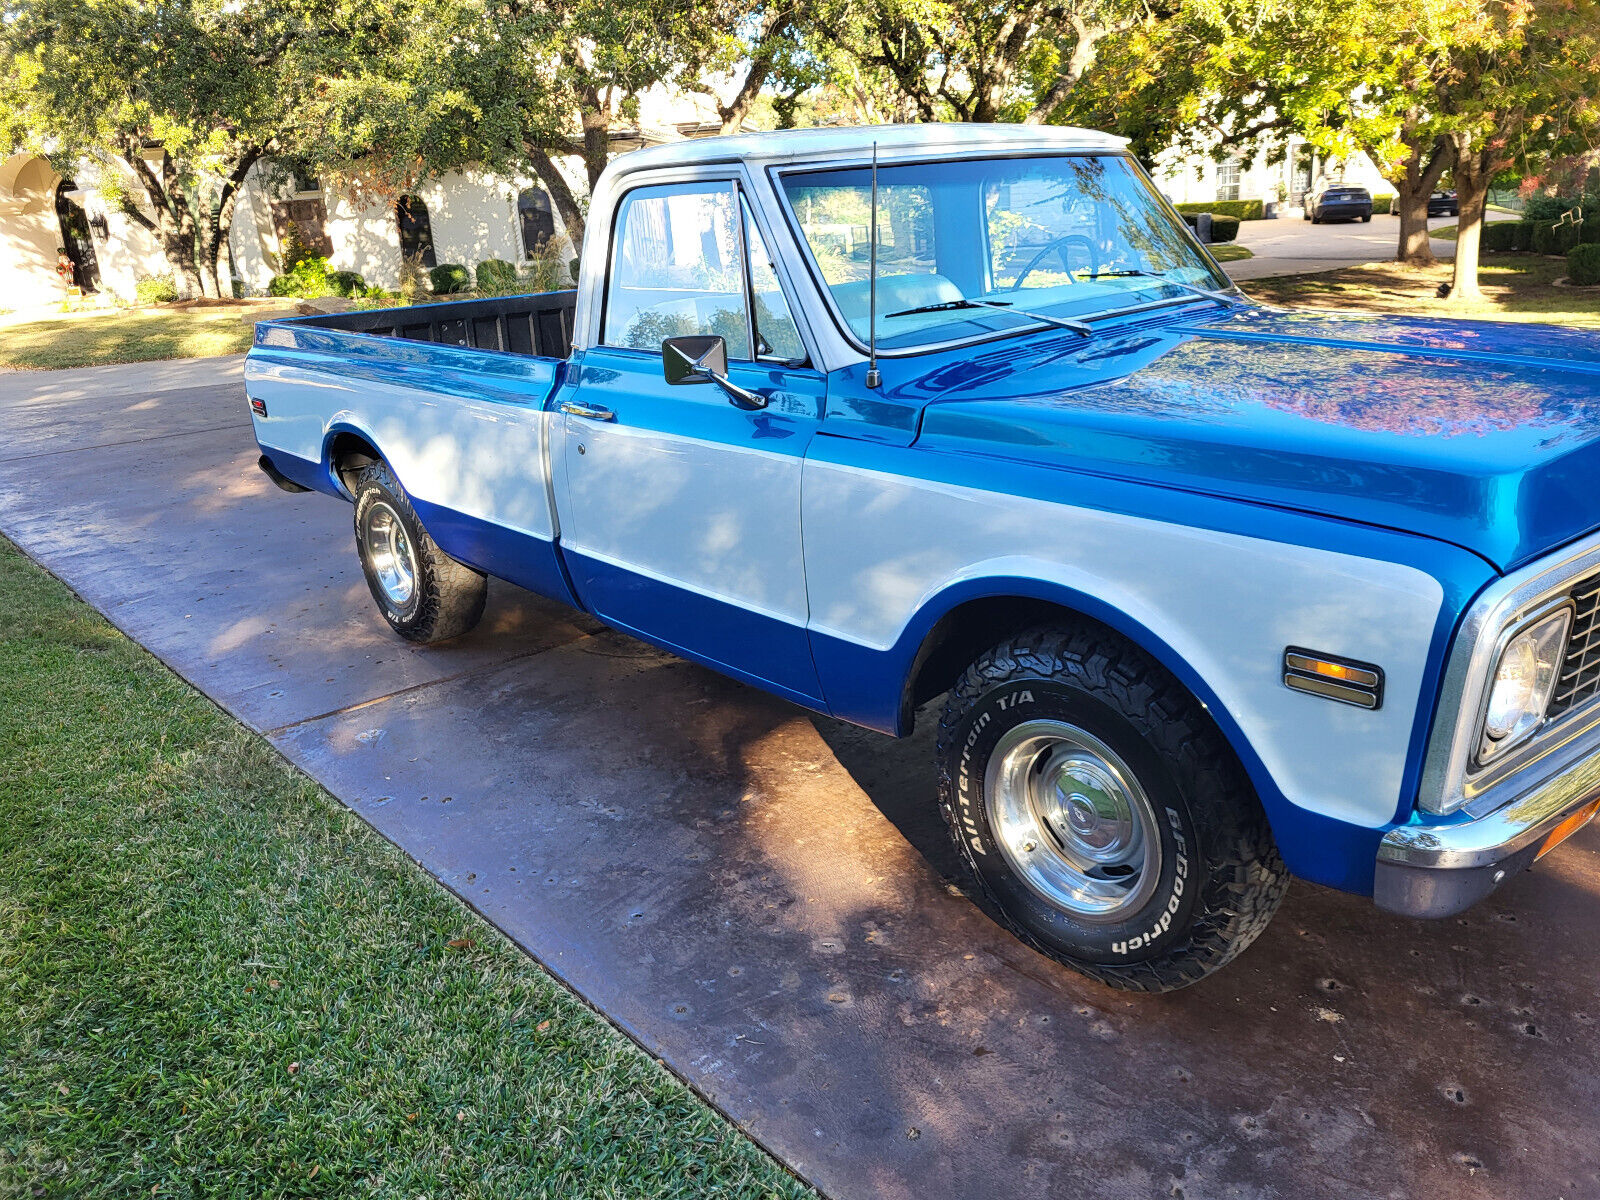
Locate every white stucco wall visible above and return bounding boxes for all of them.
[1152,137,1394,209]
[0,153,171,307]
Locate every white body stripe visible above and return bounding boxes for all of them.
[802,459,1445,830]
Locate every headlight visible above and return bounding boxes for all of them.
[1477,606,1573,765]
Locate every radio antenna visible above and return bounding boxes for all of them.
[865,140,881,390]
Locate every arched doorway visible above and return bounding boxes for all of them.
[396,195,436,268]
[517,187,555,258]
[55,181,101,292]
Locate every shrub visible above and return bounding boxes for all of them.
[1532,219,1582,256]
[1176,199,1265,221]
[134,277,179,305]
[475,258,518,292]
[1481,221,1521,253]
[1568,243,1600,286]
[1208,215,1240,242]
[1371,194,1395,214]
[1525,194,1581,222]
[1581,215,1600,245]
[325,270,367,298]
[430,263,471,294]
[1514,220,1537,252]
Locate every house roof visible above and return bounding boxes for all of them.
[606,122,1129,177]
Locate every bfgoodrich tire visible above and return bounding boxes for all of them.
[936,624,1289,993]
[352,462,486,644]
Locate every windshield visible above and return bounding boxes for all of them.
[778,154,1229,351]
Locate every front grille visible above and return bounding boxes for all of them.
[1549,576,1600,718]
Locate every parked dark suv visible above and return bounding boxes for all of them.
[1428,190,1459,216]
[1305,185,1374,223]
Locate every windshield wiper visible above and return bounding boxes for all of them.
[1081,269,1245,307]
[883,298,1091,336]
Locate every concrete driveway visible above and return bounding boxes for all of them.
[3,357,1599,1200]
[1224,210,1515,280]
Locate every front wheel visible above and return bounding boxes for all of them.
[352,461,486,643]
[935,625,1288,992]
[1361,214,1372,222]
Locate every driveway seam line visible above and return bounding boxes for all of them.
[0,421,245,465]
[259,635,595,736]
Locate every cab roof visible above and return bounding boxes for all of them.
[607,122,1129,176]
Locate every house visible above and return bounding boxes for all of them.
[1151,134,1393,212]
[0,87,729,307]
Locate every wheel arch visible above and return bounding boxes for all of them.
[321,422,385,498]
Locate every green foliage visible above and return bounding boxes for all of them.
[1567,243,1600,285]
[1371,194,1395,213]
[1515,220,1538,252]
[430,263,471,294]
[134,277,179,305]
[267,256,363,299]
[1525,194,1583,221]
[1209,215,1240,242]
[1176,200,1264,220]
[1532,220,1582,256]
[1481,221,1522,252]
[475,258,519,292]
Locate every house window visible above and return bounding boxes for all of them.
[396,195,436,268]
[1216,159,1242,203]
[518,187,556,258]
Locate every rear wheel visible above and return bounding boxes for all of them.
[352,461,486,643]
[935,624,1289,992]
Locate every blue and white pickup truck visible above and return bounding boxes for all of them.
[248,124,1600,992]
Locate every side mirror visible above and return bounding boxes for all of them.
[662,334,728,385]
[661,334,767,410]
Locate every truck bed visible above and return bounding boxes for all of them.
[286,289,578,359]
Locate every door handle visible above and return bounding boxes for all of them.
[559,400,616,422]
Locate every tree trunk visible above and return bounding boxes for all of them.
[530,147,586,258]
[1371,132,1453,267]
[1449,146,1496,306]
[578,85,611,191]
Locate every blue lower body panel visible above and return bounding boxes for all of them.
[411,498,580,610]
[562,549,826,710]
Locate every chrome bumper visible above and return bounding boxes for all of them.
[1375,748,1600,918]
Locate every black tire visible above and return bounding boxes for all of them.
[352,461,486,644]
[1361,214,1372,223]
[935,624,1288,993]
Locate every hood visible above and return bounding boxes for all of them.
[910,306,1600,571]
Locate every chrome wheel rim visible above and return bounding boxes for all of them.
[364,502,417,608]
[985,719,1162,922]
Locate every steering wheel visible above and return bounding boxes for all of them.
[1009,234,1100,290]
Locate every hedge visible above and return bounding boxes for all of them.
[1532,220,1582,256]
[1371,194,1395,213]
[1179,212,1240,242]
[1582,216,1600,245]
[475,258,518,291]
[1569,243,1600,286]
[1514,220,1537,252]
[430,263,471,294]
[1481,221,1521,253]
[1176,199,1264,220]
[134,277,179,305]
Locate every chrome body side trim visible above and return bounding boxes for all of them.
[1418,528,1600,817]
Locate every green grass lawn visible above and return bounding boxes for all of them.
[1241,254,1600,326]
[1208,243,1253,263]
[0,306,258,370]
[0,536,810,1199]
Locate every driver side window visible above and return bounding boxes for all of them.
[603,182,751,359]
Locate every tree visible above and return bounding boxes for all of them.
[1439,3,1600,303]
[0,0,430,297]
[820,0,1151,126]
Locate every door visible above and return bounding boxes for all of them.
[556,179,827,705]
[55,182,100,292]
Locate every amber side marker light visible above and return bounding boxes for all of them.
[1536,797,1600,861]
[1283,648,1384,710]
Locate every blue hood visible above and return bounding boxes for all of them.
[911,306,1600,571]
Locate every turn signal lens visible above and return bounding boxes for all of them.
[1478,607,1572,765]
